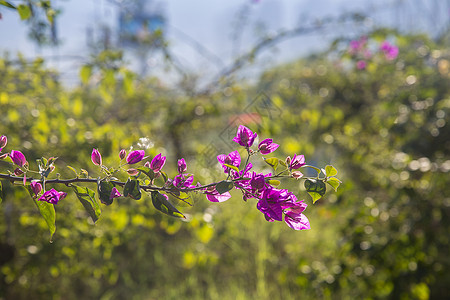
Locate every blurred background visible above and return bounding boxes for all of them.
[0,0,449,299]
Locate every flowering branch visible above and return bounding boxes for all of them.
[0,126,341,240]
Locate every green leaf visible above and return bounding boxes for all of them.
[71,185,101,223]
[267,179,281,187]
[325,165,338,177]
[303,165,322,174]
[17,4,31,20]
[137,166,155,180]
[223,163,239,172]
[151,191,185,218]
[67,165,78,176]
[304,179,326,203]
[97,180,115,205]
[27,187,56,240]
[123,179,141,200]
[0,181,3,204]
[79,65,92,84]
[215,180,234,194]
[264,157,279,171]
[0,1,16,9]
[279,159,287,168]
[326,177,341,192]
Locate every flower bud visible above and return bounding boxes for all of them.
[127,168,139,176]
[0,135,7,149]
[14,168,24,176]
[126,150,145,164]
[30,180,43,196]
[177,158,187,174]
[10,150,27,167]
[292,171,304,179]
[150,153,166,173]
[119,149,126,160]
[91,148,102,166]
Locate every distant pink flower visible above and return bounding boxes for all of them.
[356,60,367,70]
[177,158,187,173]
[380,41,399,60]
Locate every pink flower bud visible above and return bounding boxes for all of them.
[177,158,187,173]
[0,135,7,149]
[109,187,122,201]
[126,150,145,164]
[91,148,102,166]
[119,149,126,160]
[292,171,304,179]
[258,138,279,155]
[150,153,166,173]
[10,150,27,167]
[30,180,43,196]
[127,168,139,176]
[14,168,24,176]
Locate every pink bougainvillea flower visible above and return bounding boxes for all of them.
[258,138,279,154]
[91,148,102,166]
[173,173,195,189]
[380,41,399,60]
[10,150,27,167]
[217,150,241,173]
[150,153,166,172]
[257,187,286,221]
[127,150,146,164]
[288,154,305,170]
[38,188,67,205]
[0,135,7,151]
[284,201,310,230]
[177,158,187,174]
[204,188,232,203]
[30,180,42,196]
[250,172,266,191]
[119,149,127,160]
[356,60,367,70]
[109,187,122,201]
[233,125,258,147]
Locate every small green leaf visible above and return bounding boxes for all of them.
[216,180,234,194]
[17,4,31,20]
[304,179,326,203]
[27,187,56,240]
[303,165,322,174]
[97,180,114,205]
[123,179,141,200]
[279,159,287,167]
[267,179,281,187]
[326,177,341,192]
[71,185,101,223]
[0,181,3,204]
[80,65,92,84]
[223,164,240,172]
[264,157,279,171]
[151,191,185,218]
[137,166,155,180]
[325,165,338,177]
[67,165,78,176]
[0,1,16,9]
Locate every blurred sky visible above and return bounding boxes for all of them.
[0,0,448,84]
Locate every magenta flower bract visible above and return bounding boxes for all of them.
[38,188,67,205]
[119,149,127,160]
[150,153,166,172]
[109,187,122,201]
[257,188,285,221]
[205,189,231,203]
[380,41,399,60]
[289,154,305,170]
[91,148,102,166]
[217,150,241,173]
[356,60,367,70]
[177,158,187,174]
[285,211,310,230]
[0,135,7,150]
[30,181,43,196]
[127,150,145,164]
[173,173,195,189]
[233,125,257,147]
[10,150,27,167]
[258,138,279,154]
[250,172,266,191]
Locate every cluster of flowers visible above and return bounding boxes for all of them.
[1,125,313,231]
[348,36,399,70]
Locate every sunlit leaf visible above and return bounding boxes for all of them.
[151,191,185,218]
[123,179,141,200]
[264,157,279,171]
[216,180,234,194]
[223,163,239,172]
[97,180,115,205]
[267,179,281,187]
[304,179,326,203]
[326,177,341,192]
[325,165,338,177]
[79,65,92,84]
[0,1,16,9]
[17,4,31,20]
[26,187,56,240]
[71,185,101,223]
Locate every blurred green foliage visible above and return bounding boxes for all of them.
[0,29,449,299]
